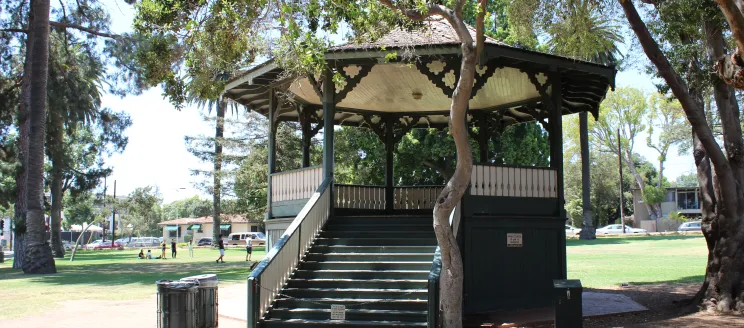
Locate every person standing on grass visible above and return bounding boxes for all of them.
[245,241,253,262]
[160,241,167,259]
[216,238,225,263]
[188,239,194,258]
[171,239,177,259]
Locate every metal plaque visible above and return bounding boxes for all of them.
[330,304,346,320]
[507,233,523,247]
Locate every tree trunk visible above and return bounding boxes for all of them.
[50,160,64,258]
[13,0,35,270]
[620,0,744,312]
[579,112,595,239]
[432,13,476,328]
[212,99,225,246]
[622,150,659,219]
[23,0,56,274]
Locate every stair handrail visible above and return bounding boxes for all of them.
[428,200,462,328]
[247,177,333,327]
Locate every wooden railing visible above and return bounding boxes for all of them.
[394,186,444,210]
[470,164,557,198]
[247,178,332,326]
[335,184,386,209]
[270,166,322,202]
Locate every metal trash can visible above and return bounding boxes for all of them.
[181,274,219,328]
[157,280,198,328]
[553,279,583,328]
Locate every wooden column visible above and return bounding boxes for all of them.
[385,115,394,214]
[322,70,335,180]
[267,89,277,219]
[550,71,567,279]
[477,112,489,163]
[579,112,595,239]
[300,105,311,168]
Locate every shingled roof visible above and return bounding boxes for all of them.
[329,17,506,51]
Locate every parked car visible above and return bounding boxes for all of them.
[85,240,103,250]
[94,241,124,250]
[227,232,266,246]
[197,237,213,246]
[128,237,160,248]
[596,224,647,235]
[565,225,581,236]
[678,221,702,232]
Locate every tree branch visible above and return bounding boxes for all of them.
[476,0,487,59]
[378,0,447,21]
[714,0,744,59]
[618,0,729,175]
[49,21,119,39]
[0,28,28,34]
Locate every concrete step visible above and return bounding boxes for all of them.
[314,238,437,246]
[267,308,427,322]
[261,318,426,327]
[323,224,432,231]
[310,245,437,254]
[273,298,428,311]
[332,216,431,225]
[304,253,435,262]
[293,270,429,280]
[320,231,434,238]
[281,288,428,300]
[287,278,427,289]
[300,261,433,271]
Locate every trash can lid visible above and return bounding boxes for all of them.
[553,279,582,289]
[182,274,217,282]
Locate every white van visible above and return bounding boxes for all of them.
[128,237,159,248]
[227,232,266,246]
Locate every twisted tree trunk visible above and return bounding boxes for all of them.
[23,0,56,274]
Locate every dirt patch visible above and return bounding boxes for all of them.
[535,283,744,328]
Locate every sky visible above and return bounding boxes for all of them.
[99,2,696,204]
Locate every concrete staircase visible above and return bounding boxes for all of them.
[261,215,437,327]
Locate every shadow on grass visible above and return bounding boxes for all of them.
[567,234,704,247]
[628,275,705,286]
[0,258,254,287]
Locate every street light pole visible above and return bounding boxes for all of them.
[111,180,117,248]
[618,128,626,234]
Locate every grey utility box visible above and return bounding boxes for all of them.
[157,280,198,328]
[553,279,583,328]
[181,274,219,328]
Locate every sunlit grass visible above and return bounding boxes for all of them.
[0,247,264,319]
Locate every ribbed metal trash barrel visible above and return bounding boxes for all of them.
[181,274,219,328]
[157,280,198,328]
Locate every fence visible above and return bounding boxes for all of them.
[470,164,558,198]
[270,166,323,202]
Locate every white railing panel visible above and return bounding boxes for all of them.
[335,185,386,210]
[271,166,322,202]
[471,165,558,199]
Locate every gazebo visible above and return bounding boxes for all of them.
[226,18,615,328]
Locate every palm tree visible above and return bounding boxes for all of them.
[46,29,103,258]
[546,0,624,66]
[24,0,56,274]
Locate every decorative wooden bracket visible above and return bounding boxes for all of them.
[415,58,461,97]
[392,116,422,143]
[520,105,550,132]
[523,69,555,112]
[334,64,373,103]
[470,59,504,99]
[361,114,388,143]
[297,105,323,139]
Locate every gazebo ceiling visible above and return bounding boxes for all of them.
[224,18,616,130]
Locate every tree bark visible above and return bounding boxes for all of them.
[713,0,744,90]
[212,98,225,246]
[50,155,65,258]
[620,0,744,312]
[13,0,34,270]
[23,0,56,274]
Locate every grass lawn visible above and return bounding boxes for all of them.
[567,235,708,288]
[0,247,265,320]
[0,235,709,320]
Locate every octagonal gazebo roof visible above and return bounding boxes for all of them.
[224,18,616,129]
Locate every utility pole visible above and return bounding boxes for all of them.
[618,129,626,234]
[102,178,107,242]
[111,180,117,248]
